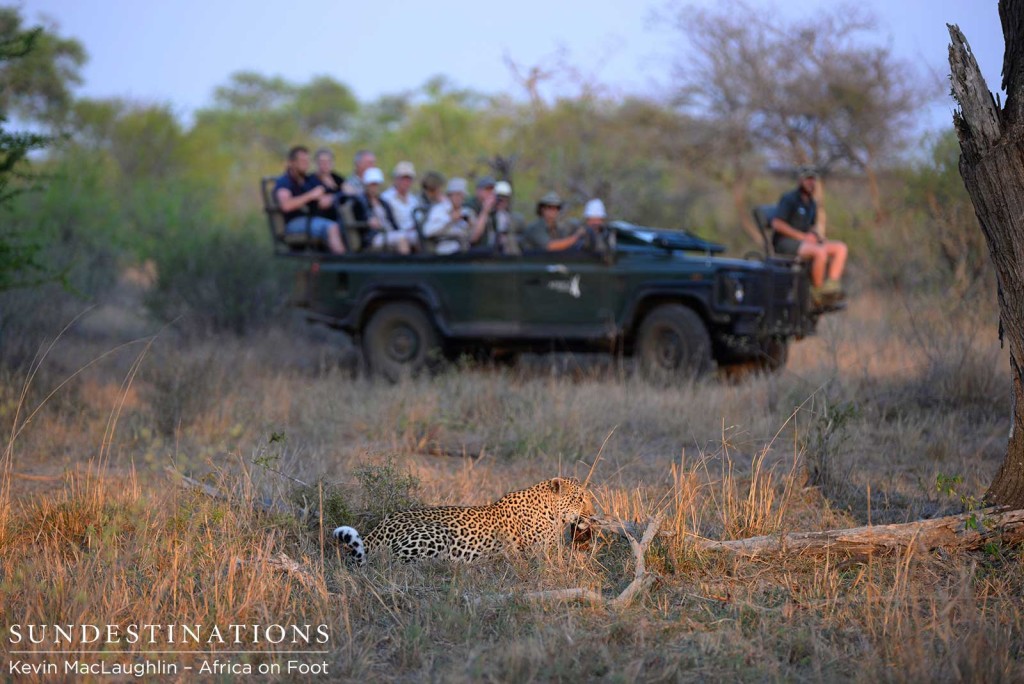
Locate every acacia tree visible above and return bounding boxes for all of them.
[949,1,1024,508]
[664,0,928,233]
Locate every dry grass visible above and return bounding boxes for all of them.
[1,288,1021,681]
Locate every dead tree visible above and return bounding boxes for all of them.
[949,1,1024,508]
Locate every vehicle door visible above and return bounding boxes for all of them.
[419,254,522,336]
[517,250,626,339]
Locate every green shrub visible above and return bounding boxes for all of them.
[354,454,423,527]
[140,345,226,435]
[289,478,354,530]
[143,217,289,337]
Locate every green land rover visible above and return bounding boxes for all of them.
[263,178,829,381]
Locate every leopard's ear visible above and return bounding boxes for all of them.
[549,477,564,493]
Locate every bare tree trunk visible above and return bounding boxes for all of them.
[729,171,760,245]
[949,3,1024,508]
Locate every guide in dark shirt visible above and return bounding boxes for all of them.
[772,187,818,255]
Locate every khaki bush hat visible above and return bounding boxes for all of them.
[393,161,416,178]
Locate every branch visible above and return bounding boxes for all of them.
[470,512,668,608]
[474,587,606,605]
[165,466,284,515]
[166,465,228,501]
[610,510,667,608]
[948,23,1002,155]
[235,552,331,596]
[588,515,677,540]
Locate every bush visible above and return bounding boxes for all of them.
[0,156,129,368]
[289,478,354,530]
[354,454,423,527]
[868,130,992,293]
[144,217,289,337]
[140,344,228,435]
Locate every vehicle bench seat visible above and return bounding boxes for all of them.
[261,176,368,254]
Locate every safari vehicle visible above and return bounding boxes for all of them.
[262,177,826,381]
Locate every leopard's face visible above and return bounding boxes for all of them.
[542,476,593,524]
[500,477,592,529]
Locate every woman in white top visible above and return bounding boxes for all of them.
[422,176,475,255]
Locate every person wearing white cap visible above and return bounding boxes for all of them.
[580,198,615,255]
[445,178,476,233]
[381,161,422,236]
[584,198,606,219]
[494,181,524,255]
[469,179,523,254]
[352,166,412,254]
[421,174,474,254]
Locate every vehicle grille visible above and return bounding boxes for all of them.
[765,270,802,332]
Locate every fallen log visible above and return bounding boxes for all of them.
[588,508,1024,557]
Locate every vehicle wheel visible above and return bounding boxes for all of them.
[757,337,789,374]
[635,304,712,382]
[362,302,441,382]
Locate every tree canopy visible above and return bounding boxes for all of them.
[0,10,83,291]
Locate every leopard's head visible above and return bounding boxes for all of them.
[545,477,593,523]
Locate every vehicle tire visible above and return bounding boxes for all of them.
[635,304,712,382]
[362,302,441,382]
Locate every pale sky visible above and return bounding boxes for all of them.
[18,0,1006,131]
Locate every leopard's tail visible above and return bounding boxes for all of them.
[332,526,367,565]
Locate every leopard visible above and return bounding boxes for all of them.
[333,477,592,565]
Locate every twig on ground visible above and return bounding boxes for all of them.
[611,510,666,607]
[470,511,667,608]
[235,552,332,595]
[165,465,229,502]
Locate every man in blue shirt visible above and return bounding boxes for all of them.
[771,166,847,299]
[274,146,346,254]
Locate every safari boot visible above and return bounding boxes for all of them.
[821,279,844,299]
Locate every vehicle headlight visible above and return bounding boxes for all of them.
[719,273,747,305]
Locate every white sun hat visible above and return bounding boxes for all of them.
[583,198,607,219]
[363,167,385,184]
